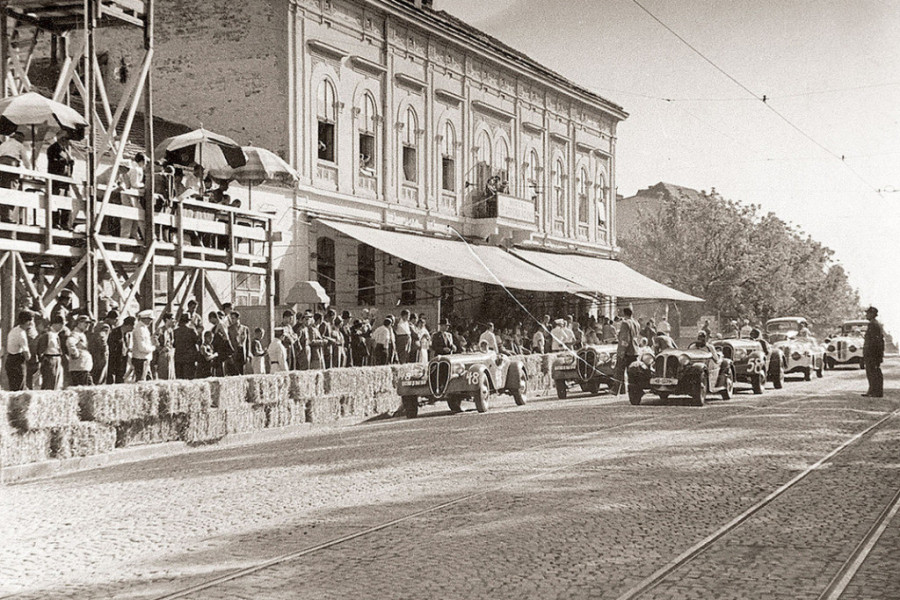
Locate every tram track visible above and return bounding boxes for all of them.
[150,373,871,600]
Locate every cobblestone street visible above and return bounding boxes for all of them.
[2,360,898,600]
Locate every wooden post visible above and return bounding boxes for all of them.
[139,0,155,310]
[266,219,275,341]
[0,1,7,99]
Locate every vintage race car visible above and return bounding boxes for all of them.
[824,320,867,369]
[626,348,735,406]
[712,338,771,394]
[396,351,528,418]
[766,317,824,381]
[550,343,618,399]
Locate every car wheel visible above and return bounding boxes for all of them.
[555,379,568,400]
[751,372,764,395]
[586,379,602,395]
[447,396,463,413]
[474,372,490,413]
[771,360,785,389]
[511,374,527,406]
[825,357,835,370]
[690,374,707,407]
[628,384,643,405]
[720,369,734,400]
[402,396,419,419]
[803,367,811,382]
[816,361,823,378]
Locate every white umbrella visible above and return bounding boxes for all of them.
[0,92,88,165]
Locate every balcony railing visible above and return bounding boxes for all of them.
[472,192,536,227]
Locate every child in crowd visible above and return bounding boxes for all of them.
[250,327,266,374]
[196,330,217,378]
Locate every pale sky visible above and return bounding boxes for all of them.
[439,0,900,337]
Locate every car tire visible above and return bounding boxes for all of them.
[511,375,527,406]
[721,369,734,401]
[816,361,823,378]
[555,379,568,400]
[771,360,785,389]
[751,372,764,395]
[447,396,463,413]
[690,374,707,407]
[628,384,643,405]
[474,372,490,413]
[402,396,419,419]
[586,379,602,395]
[804,367,811,382]
[825,357,835,370]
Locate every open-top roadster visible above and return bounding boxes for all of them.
[765,317,824,381]
[396,351,528,418]
[824,320,867,369]
[550,343,618,399]
[626,348,735,406]
[713,338,786,393]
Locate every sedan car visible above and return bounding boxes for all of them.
[626,348,735,406]
[396,351,528,418]
[550,343,618,399]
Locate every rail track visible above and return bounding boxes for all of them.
[150,372,878,600]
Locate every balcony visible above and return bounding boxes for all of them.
[466,191,538,242]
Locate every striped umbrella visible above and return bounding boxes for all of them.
[155,128,247,173]
[215,146,298,207]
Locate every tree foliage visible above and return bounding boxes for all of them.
[619,190,862,330]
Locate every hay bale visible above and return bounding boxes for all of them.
[210,376,250,410]
[115,416,186,448]
[247,373,292,405]
[158,380,213,416]
[184,409,228,444]
[0,429,53,466]
[80,383,160,425]
[372,390,401,416]
[325,366,394,398]
[50,422,117,459]
[7,390,81,432]
[290,370,324,398]
[265,400,306,428]
[0,392,13,437]
[306,394,342,424]
[225,403,267,434]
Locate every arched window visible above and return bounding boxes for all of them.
[526,149,540,203]
[402,107,418,183]
[475,130,492,190]
[358,92,377,172]
[553,158,565,219]
[441,121,456,192]
[495,138,510,190]
[596,172,607,228]
[316,236,336,304]
[577,166,590,223]
[317,80,337,163]
[357,243,376,306]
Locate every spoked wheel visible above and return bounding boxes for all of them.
[511,375,527,406]
[402,395,419,419]
[473,372,491,413]
[690,375,707,407]
[555,379,568,400]
[720,369,734,400]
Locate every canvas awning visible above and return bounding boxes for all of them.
[318,220,581,293]
[511,249,703,302]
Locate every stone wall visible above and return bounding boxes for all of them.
[0,354,561,474]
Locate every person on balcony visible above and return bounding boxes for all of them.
[47,131,75,230]
[0,131,31,222]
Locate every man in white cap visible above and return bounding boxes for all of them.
[67,314,95,387]
[132,309,156,381]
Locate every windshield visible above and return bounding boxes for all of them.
[841,322,867,336]
[766,320,804,333]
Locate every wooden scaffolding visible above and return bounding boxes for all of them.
[0,0,276,346]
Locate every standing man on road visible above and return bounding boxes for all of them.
[616,307,640,395]
[862,306,884,398]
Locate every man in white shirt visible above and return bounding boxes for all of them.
[267,328,288,373]
[4,310,34,390]
[394,309,412,363]
[131,309,156,381]
[372,318,395,365]
[479,322,500,353]
[531,327,546,354]
[739,319,753,339]
[657,317,672,336]
[550,319,573,352]
[67,315,95,387]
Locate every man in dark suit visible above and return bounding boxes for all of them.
[434,319,457,355]
[862,306,884,398]
[616,307,641,395]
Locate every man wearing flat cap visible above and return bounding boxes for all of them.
[434,318,456,356]
[862,306,884,398]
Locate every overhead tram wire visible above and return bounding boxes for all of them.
[628,0,883,197]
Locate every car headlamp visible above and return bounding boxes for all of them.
[849,345,857,353]
[452,364,465,376]
[791,352,801,361]
[827,345,835,352]
[597,352,610,364]
[641,353,654,366]
[679,354,691,366]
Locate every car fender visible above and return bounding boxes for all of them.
[466,363,494,391]
[504,360,527,390]
[627,362,651,389]
[716,359,735,388]
[682,363,706,386]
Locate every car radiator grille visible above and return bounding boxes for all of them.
[655,355,679,379]
[837,341,846,361]
[576,349,594,381]
[428,360,451,398]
